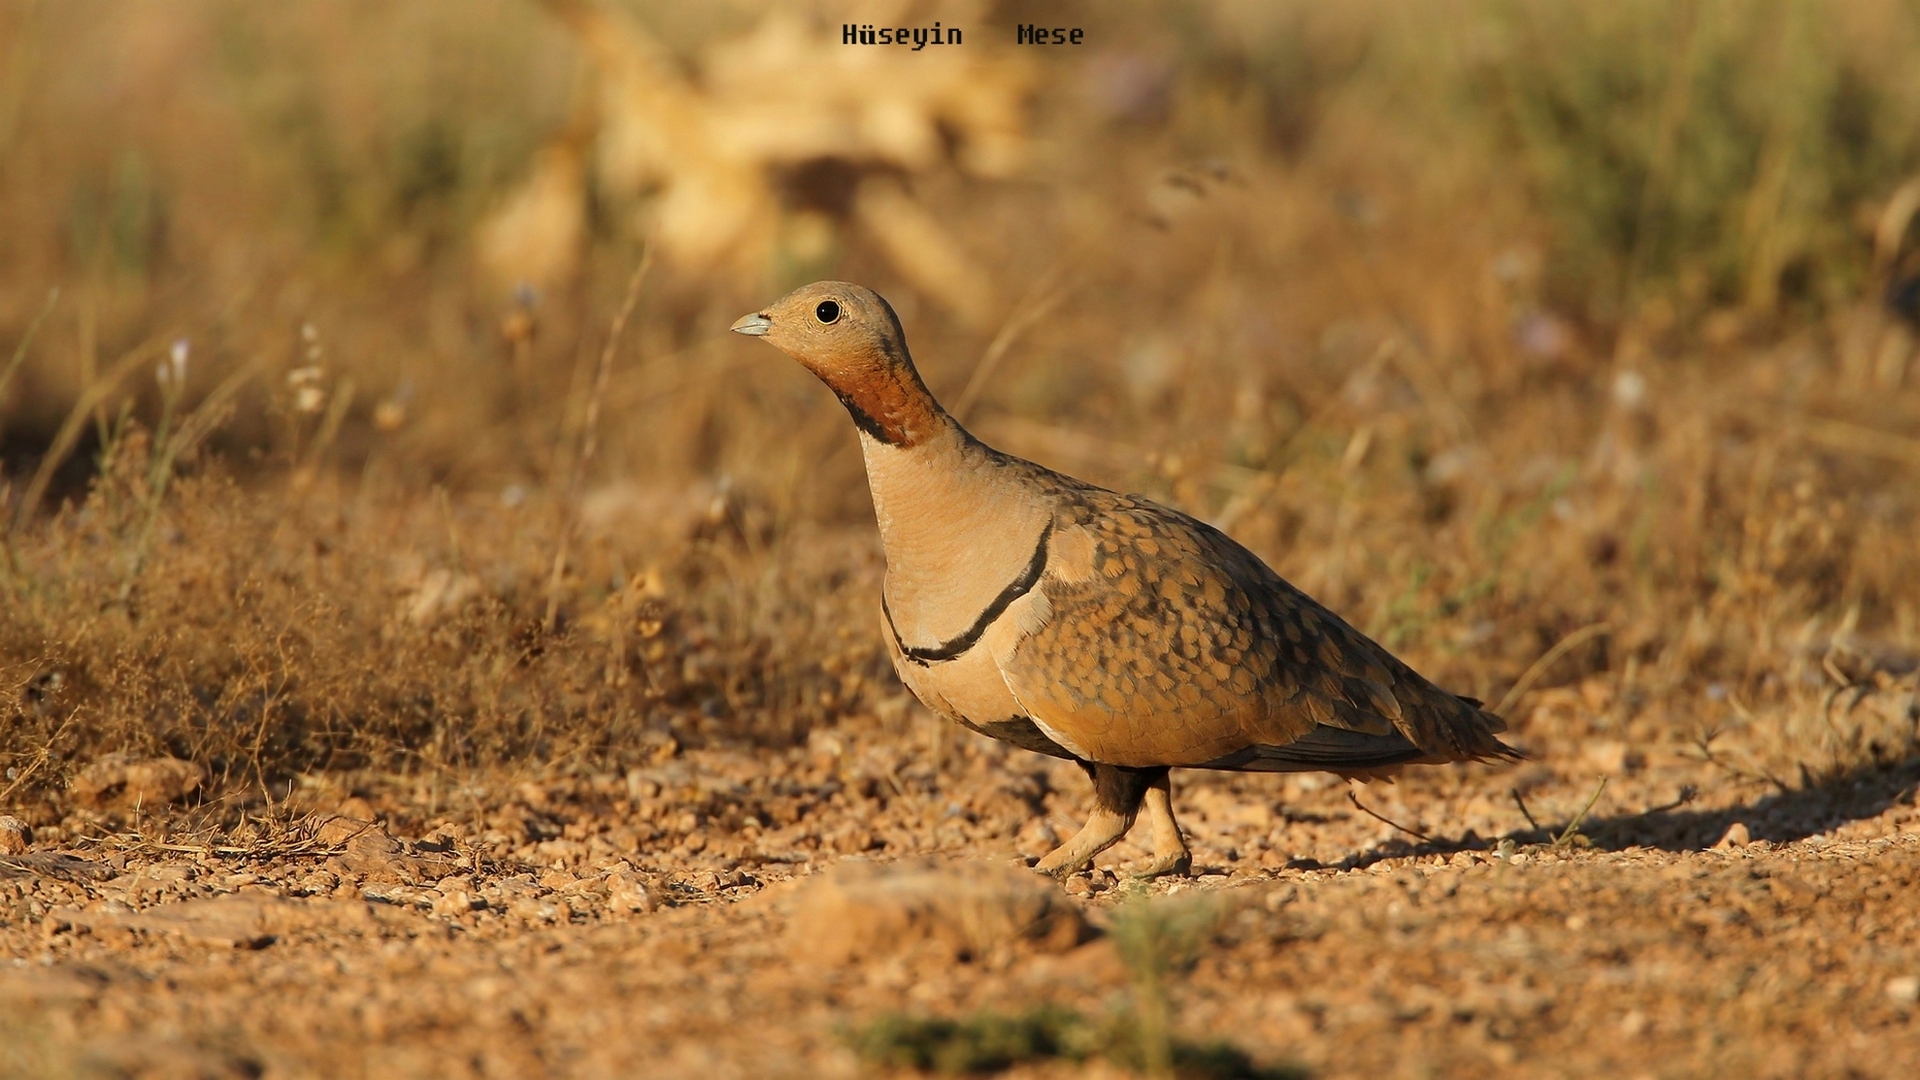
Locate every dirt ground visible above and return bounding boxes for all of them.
[5,706,1919,1080]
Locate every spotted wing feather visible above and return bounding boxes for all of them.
[997,477,1519,771]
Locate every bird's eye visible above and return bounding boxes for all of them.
[815,300,841,324]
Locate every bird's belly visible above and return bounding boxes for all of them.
[886,635,1078,760]
[889,641,1021,726]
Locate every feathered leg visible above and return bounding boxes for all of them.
[1133,770,1192,878]
[1034,762,1158,876]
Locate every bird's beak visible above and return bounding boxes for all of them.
[730,312,772,337]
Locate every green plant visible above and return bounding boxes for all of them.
[845,1007,1092,1074]
[1111,889,1228,1078]
[844,1004,1305,1079]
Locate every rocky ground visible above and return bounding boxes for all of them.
[4,710,1920,1080]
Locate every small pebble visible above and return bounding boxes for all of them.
[1888,976,1920,1007]
[0,816,30,855]
[605,871,654,913]
[509,897,562,923]
[1619,1009,1650,1036]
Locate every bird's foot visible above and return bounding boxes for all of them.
[1135,776,1190,879]
[1131,848,1192,880]
[1033,807,1132,878]
[1033,846,1094,879]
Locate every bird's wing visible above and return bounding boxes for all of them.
[992,487,1515,771]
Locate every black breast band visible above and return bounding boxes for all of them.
[882,519,1054,665]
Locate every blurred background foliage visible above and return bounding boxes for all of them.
[4,1,1918,452]
[2,0,1919,785]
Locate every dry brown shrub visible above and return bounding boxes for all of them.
[1,429,888,807]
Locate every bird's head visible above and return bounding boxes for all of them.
[731,281,944,446]
[730,281,908,378]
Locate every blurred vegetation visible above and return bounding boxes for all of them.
[848,1007,1092,1074]
[1477,1,1920,324]
[846,891,1301,1077]
[846,1003,1301,1078]
[2,0,1918,801]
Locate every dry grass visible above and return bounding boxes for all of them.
[0,0,1916,844]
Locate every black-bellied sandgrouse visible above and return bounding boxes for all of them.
[732,282,1520,877]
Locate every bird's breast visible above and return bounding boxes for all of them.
[860,430,1054,654]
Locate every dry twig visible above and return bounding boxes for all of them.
[1493,621,1612,719]
[1509,788,1544,833]
[8,340,156,534]
[1347,790,1435,844]
[545,247,653,632]
[1553,777,1609,848]
[0,287,57,418]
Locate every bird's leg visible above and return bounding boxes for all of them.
[1133,769,1192,878]
[1034,763,1154,877]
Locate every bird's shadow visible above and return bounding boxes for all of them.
[1326,755,1920,871]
